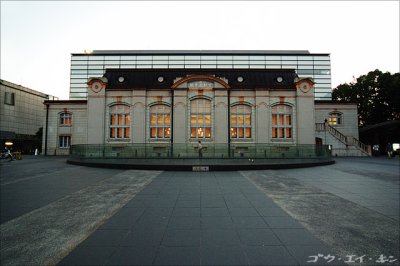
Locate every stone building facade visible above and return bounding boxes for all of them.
[43,68,368,156]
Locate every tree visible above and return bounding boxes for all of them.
[332,69,400,127]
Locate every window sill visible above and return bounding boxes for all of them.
[107,139,131,142]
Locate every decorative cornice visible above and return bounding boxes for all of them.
[171,74,230,89]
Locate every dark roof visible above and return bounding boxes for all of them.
[103,69,298,90]
[359,120,400,133]
[315,100,357,105]
[44,100,87,105]
[72,50,329,56]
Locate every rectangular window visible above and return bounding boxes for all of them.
[4,92,15,105]
[271,105,293,139]
[149,104,171,139]
[60,113,72,125]
[230,105,252,139]
[191,99,212,139]
[59,136,71,148]
[109,105,130,139]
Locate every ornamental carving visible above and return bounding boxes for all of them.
[87,77,108,93]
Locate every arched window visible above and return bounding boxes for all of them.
[271,104,292,139]
[190,98,211,139]
[60,112,72,126]
[231,104,251,139]
[150,104,171,139]
[329,112,342,126]
[109,105,130,139]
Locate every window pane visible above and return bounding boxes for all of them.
[205,127,211,138]
[125,115,130,125]
[198,114,204,125]
[231,115,237,126]
[238,128,244,138]
[191,101,197,112]
[245,106,251,113]
[205,115,211,125]
[150,128,156,138]
[198,127,204,138]
[272,115,277,126]
[232,106,237,113]
[245,115,251,125]
[151,106,156,112]
[150,114,156,125]
[231,128,237,138]
[125,128,130,138]
[118,128,123,138]
[118,115,123,125]
[279,128,284,138]
[157,128,163,138]
[110,115,115,125]
[164,128,170,138]
[165,114,171,125]
[198,102,204,113]
[245,128,251,138]
[157,114,163,125]
[286,115,292,125]
[205,100,211,111]
[191,128,196,138]
[286,128,292,138]
[238,115,244,125]
[272,128,277,138]
[191,115,196,125]
[110,128,116,138]
[279,115,284,125]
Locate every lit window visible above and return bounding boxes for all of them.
[60,112,72,125]
[271,104,292,139]
[109,105,130,139]
[190,98,211,139]
[231,104,251,139]
[150,104,171,139]
[59,135,71,148]
[329,112,342,126]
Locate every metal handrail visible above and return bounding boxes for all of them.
[70,143,332,159]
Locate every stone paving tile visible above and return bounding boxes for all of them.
[263,216,304,228]
[201,229,242,247]
[201,246,248,266]
[55,170,335,265]
[58,246,117,266]
[162,229,201,247]
[237,228,282,246]
[104,246,158,265]
[154,246,201,266]
[245,246,298,265]
[273,229,327,246]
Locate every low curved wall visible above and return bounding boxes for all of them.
[67,157,335,171]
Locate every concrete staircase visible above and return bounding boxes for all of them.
[315,123,370,157]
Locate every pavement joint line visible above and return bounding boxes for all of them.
[240,170,400,263]
[0,166,85,186]
[0,169,162,266]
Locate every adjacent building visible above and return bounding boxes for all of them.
[69,50,332,101]
[0,79,56,153]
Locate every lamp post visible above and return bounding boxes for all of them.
[324,118,328,145]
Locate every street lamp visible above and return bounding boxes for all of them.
[324,119,328,145]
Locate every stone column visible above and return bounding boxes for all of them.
[295,78,315,144]
[86,78,107,144]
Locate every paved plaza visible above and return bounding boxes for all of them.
[0,156,399,265]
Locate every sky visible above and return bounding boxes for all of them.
[1,1,399,100]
